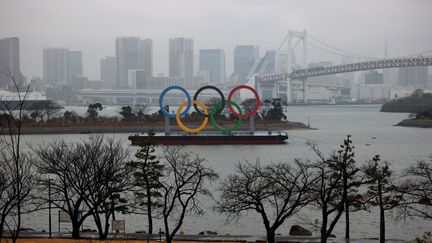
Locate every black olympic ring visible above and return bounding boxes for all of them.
[193,85,225,117]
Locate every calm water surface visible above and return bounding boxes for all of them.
[20,105,432,241]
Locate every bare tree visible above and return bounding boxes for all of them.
[0,70,33,243]
[127,131,164,234]
[29,100,62,123]
[218,159,314,243]
[158,146,218,243]
[307,141,346,243]
[399,158,432,220]
[81,136,130,239]
[362,155,401,243]
[334,135,363,240]
[33,135,129,239]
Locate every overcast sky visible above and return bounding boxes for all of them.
[1,0,432,80]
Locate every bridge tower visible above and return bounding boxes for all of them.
[276,29,308,103]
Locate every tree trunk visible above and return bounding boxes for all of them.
[103,211,111,239]
[321,210,328,243]
[343,167,350,240]
[0,220,4,240]
[94,214,105,239]
[380,205,385,243]
[147,185,153,234]
[72,220,81,239]
[345,202,350,240]
[266,229,276,243]
[378,182,385,243]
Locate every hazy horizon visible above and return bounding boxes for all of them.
[1,0,432,80]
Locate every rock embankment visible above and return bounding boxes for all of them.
[380,90,432,113]
[396,119,432,128]
[381,104,432,113]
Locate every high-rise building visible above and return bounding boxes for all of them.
[247,50,276,78]
[68,51,83,80]
[199,49,225,84]
[398,66,428,87]
[0,37,21,88]
[128,69,146,89]
[43,48,83,86]
[116,37,140,88]
[365,70,384,84]
[100,56,116,87]
[115,37,153,89]
[234,45,259,81]
[169,38,193,87]
[139,39,153,79]
[43,47,69,85]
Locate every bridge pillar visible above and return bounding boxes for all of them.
[302,78,307,104]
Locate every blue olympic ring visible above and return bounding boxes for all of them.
[159,86,191,119]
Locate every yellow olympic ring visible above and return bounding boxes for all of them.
[176,100,208,133]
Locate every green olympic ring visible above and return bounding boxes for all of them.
[209,100,243,133]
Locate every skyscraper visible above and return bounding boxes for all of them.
[246,50,276,78]
[43,47,69,85]
[0,37,21,88]
[115,37,153,89]
[398,66,428,87]
[234,45,259,81]
[43,48,83,85]
[68,51,83,80]
[139,39,153,79]
[100,56,116,85]
[169,38,194,88]
[199,49,225,85]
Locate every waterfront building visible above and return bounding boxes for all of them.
[43,47,83,86]
[169,38,194,88]
[43,47,69,85]
[116,37,153,88]
[398,66,428,87]
[199,49,225,84]
[100,56,116,88]
[68,51,83,80]
[128,69,147,89]
[0,37,21,88]
[247,50,276,78]
[234,45,259,82]
[365,70,384,84]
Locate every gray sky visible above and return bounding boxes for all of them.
[1,0,432,80]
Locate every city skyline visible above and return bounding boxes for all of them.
[1,0,432,80]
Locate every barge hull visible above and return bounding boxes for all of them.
[129,134,288,145]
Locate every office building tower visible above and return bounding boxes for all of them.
[398,66,428,87]
[115,37,153,89]
[0,37,21,88]
[247,50,276,78]
[43,48,83,85]
[68,51,83,80]
[234,45,259,81]
[100,56,116,87]
[139,39,153,79]
[169,38,194,87]
[116,37,140,88]
[128,69,146,89]
[365,70,384,84]
[43,47,69,85]
[199,49,225,84]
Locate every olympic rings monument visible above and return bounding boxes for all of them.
[128,85,289,145]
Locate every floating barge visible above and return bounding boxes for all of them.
[128,132,289,145]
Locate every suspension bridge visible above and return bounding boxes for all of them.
[251,30,432,103]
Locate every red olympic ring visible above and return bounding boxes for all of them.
[227,85,260,119]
